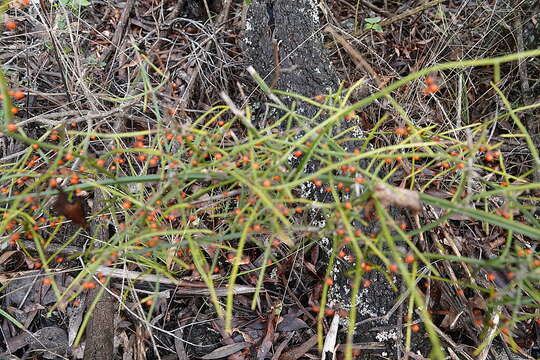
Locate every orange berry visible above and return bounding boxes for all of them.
[485,152,494,162]
[411,324,421,332]
[361,263,373,271]
[6,123,18,132]
[344,201,352,209]
[325,277,334,286]
[395,128,408,136]
[388,264,398,272]
[486,272,496,281]
[11,106,19,114]
[133,141,145,148]
[404,253,415,264]
[42,278,52,285]
[293,150,303,158]
[262,179,271,187]
[149,157,159,166]
[65,153,74,161]
[13,90,25,100]
[344,111,355,121]
[82,281,96,289]
[5,20,17,31]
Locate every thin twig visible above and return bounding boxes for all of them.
[99,0,135,64]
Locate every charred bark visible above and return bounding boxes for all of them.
[243,1,403,358]
[243,0,337,119]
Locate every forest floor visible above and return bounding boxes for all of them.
[0,0,539,359]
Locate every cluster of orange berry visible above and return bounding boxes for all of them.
[422,76,439,95]
[1,88,26,118]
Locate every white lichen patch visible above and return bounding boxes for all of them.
[320,236,330,247]
[269,267,278,279]
[311,216,326,228]
[357,288,384,318]
[243,20,253,46]
[306,0,320,24]
[351,125,365,139]
[299,181,315,199]
[375,329,398,342]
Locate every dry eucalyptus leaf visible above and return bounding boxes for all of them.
[373,182,421,214]
[200,342,249,359]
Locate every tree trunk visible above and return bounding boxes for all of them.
[243,1,404,358]
[243,0,337,118]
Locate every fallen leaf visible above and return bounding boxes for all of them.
[277,314,308,332]
[372,182,421,214]
[201,342,249,359]
[53,188,88,228]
